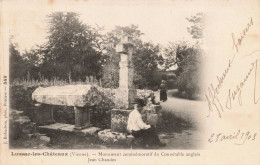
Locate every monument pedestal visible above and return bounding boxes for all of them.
[74,107,91,130]
[111,37,138,133]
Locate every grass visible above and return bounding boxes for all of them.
[11,77,99,87]
[157,110,193,133]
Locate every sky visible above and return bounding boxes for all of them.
[5,0,199,53]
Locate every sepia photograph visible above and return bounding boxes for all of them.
[1,0,260,165]
[8,5,205,150]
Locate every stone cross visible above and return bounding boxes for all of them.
[114,36,137,109]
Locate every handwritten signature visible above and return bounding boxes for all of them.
[205,17,259,118]
[208,130,257,145]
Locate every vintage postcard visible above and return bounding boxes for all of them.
[1,0,259,164]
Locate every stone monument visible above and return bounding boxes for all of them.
[32,85,102,130]
[114,36,136,109]
[111,36,137,132]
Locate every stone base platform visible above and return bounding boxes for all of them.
[98,129,143,148]
[38,123,101,145]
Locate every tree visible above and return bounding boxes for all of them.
[186,13,204,39]
[133,42,164,89]
[164,42,202,99]
[164,41,190,70]
[163,13,204,99]
[41,12,103,81]
[105,25,143,48]
[176,45,202,98]
[101,25,144,88]
[101,25,164,89]
[21,46,45,81]
[9,42,27,82]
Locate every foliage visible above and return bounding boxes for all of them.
[163,13,204,99]
[9,43,27,82]
[40,12,104,81]
[167,42,202,99]
[10,13,172,93]
[186,13,204,39]
[101,25,143,88]
[10,14,165,90]
[10,85,39,119]
[163,41,189,70]
[133,42,164,89]
[12,77,81,87]
[163,41,202,99]
[176,45,202,99]
[101,25,164,89]
[10,12,106,83]
[105,24,143,47]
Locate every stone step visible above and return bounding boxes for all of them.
[38,123,101,137]
[38,123,101,146]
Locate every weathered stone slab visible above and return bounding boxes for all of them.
[57,124,75,132]
[38,123,100,145]
[81,127,101,136]
[59,124,100,136]
[32,85,102,107]
[38,123,100,136]
[39,123,71,130]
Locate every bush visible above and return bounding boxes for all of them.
[10,85,39,119]
[175,46,202,99]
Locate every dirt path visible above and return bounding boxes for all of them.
[154,89,206,149]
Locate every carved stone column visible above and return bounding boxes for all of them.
[112,37,137,132]
[114,37,137,110]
